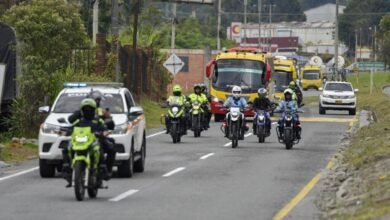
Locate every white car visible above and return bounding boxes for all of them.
[38,82,146,178]
[319,81,358,115]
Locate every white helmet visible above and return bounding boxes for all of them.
[232,86,242,98]
[257,88,267,97]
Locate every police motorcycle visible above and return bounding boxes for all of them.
[275,108,303,150]
[189,100,204,137]
[222,106,248,148]
[254,110,270,143]
[167,102,186,143]
[57,118,112,201]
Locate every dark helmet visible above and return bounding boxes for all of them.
[80,98,97,120]
[194,84,201,94]
[88,90,104,106]
[198,83,207,93]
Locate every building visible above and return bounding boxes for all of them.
[227,21,347,55]
[304,3,346,23]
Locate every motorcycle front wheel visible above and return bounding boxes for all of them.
[231,123,238,148]
[74,161,86,201]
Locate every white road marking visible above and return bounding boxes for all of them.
[223,133,253,147]
[0,167,39,182]
[272,122,278,125]
[109,189,139,202]
[146,130,166,139]
[199,153,215,160]
[162,167,186,177]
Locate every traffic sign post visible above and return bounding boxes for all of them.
[163,53,185,76]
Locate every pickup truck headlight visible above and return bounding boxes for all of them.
[322,94,331,98]
[113,123,128,134]
[347,95,356,99]
[41,123,60,134]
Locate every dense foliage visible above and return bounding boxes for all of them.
[1,0,103,136]
[339,0,390,56]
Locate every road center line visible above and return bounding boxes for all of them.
[146,130,166,139]
[109,189,139,202]
[223,133,253,147]
[162,167,186,177]
[0,167,39,182]
[200,153,215,160]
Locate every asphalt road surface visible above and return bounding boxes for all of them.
[0,104,356,220]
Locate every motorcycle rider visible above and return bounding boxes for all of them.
[62,98,110,187]
[275,89,301,139]
[199,83,212,127]
[252,88,272,135]
[288,81,303,106]
[223,86,248,138]
[66,90,116,180]
[188,84,209,130]
[165,84,188,135]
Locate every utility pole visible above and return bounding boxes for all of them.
[334,0,339,81]
[112,0,120,81]
[217,0,221,50]
[258,0,262,49]
[132,0,140,88]
[243,0,247,45]
[171,2,177,49]
[374,25,377,72]
[92,0,99,45]
[265,4,275,52]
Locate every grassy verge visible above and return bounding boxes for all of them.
[0,142,38,163]
[336,72,390,219]
[139,98,165,129]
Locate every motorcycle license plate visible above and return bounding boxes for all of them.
[335,99,342,104]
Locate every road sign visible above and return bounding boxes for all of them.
[163,53,185,76]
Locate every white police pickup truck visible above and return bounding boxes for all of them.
[38,82,146,178]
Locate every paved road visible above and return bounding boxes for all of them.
[0,104,355,220]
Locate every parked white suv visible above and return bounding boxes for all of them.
[38,82,146,178]
[319,81,358,115]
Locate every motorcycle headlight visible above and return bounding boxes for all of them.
[41,123,60,134]
[172,107,179,114]
[231,111,239,117]
[286,116,293,121]
[259,115,265,121]
[113,123,128,134]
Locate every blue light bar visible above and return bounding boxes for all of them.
[64,82,88,88]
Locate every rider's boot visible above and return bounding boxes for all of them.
[62,163,72,187]
[99,164,110,181]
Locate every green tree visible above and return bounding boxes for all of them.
[339,0,390,56]
[378,14,390,68]
[1,0,90,136]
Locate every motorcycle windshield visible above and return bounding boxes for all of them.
[212,59,265,93]
[273,71,293,92]
[303,70,320,79]
[71,126,95,150]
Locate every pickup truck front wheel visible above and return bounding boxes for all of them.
[118,146,134,178]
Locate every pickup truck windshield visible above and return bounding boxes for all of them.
[325,83,353,92]
[53,93,125,113]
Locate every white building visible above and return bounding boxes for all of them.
[227,21,347,55]
[304,3,346,23]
